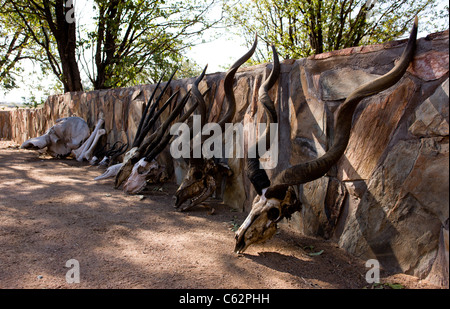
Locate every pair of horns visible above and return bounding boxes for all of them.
[248,17,418,198]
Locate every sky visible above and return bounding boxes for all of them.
[0,0,248,105]
[1,0,448,105]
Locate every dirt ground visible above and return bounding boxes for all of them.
[0,140,442,289]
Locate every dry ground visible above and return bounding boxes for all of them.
[0,140,441,289]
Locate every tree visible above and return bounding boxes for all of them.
[0,1,30,90]
[224,0,449,62]
[81,0,222,89]
[4,0,83,92]
[2,0,221,93]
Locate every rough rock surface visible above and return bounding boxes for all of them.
[1,30,448,286]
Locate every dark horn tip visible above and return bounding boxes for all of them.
[195,65,208,85]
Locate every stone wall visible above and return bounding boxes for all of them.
[1,30,448,286]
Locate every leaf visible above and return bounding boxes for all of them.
[308,249,324,256]
[229,216,240,232]
[386,283,405,289]
[371,282,405,289]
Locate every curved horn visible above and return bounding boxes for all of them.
[191,65,208,129]
[109,136,130,165]
[218,34,258,130]
[265,17,418,198]
[234,17,418,254]
[174,37,258,210]
[246,45,280,195]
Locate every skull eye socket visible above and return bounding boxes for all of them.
[193,171,203,180]
[267,207,280,221]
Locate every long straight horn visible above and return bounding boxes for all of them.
[133,74,165,147]
[143,90,180,137]
[145,94,199,162]
[134,69,178,147]
[266,16,419,198]
[246,45,280,195]
[143,91,191,159]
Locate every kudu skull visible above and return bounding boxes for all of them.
[174,158,232,210]
[174,36,258,211]
[235,18,419,253]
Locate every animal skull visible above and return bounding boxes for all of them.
[21,117,90,158]
[234,186,301,253]
[123,158,160,194]
[174,159,218,211]
[174,37,257,211]
[235,18,418,253]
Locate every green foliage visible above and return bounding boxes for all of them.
[21,94,45,108]
[223,0,449,63]
[1,0,84,92]
[1,0,220,94]
[0,1,31,90]
[364,282,405,289]
[82,0,220,89]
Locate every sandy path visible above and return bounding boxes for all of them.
[0,141,440,289]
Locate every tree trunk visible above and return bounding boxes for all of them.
[42,0,83,92]
[57,1,83,92]
[56,21,83,92]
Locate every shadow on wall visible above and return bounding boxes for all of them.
[1,30,448,286]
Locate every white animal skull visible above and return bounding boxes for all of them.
[21,117,90,158]
[123,158,160,194]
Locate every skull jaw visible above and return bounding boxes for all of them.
[234,218,278,254]
[114,159,135,189]
[114,148,139,188]
[234,187,302,253]
[123,159,159,194]
[48,142,73,158]
[234,192,281,254]
[234,227,278,254]
[174,176,216,211]
[123,174,147,194]
[98,156,110,167]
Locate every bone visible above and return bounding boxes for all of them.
[94,163,124,180]
[89,156,99,165]
[98,155,110,167]
[72,118,105,161]
[83,128,106,161]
